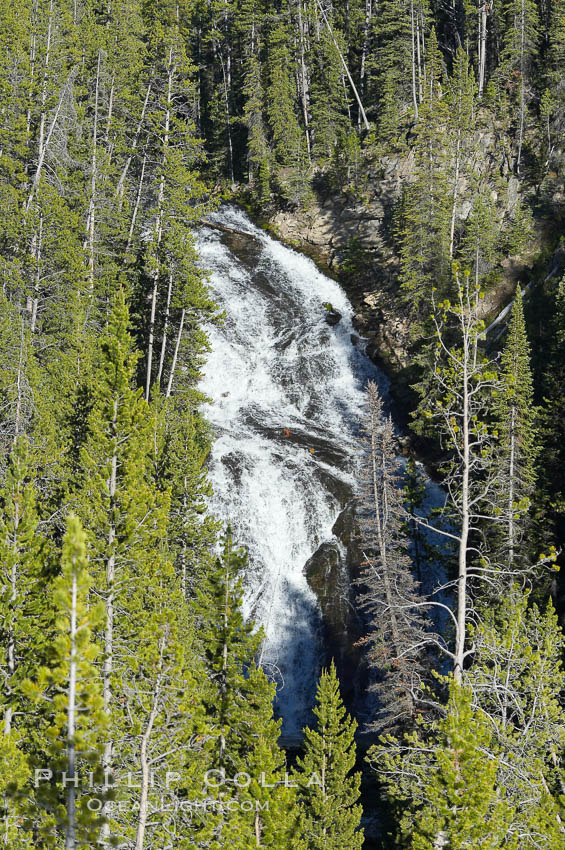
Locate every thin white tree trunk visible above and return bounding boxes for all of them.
[30,212,43,331]
[165,308,185,399]
[359,0,372,102]
[478,2,488,100]
[26,0,53,212]
[410,0,419,121]
[145,50,173,401]
[220,52,235,185]
[157,271,173,386]
[135,637,166,850]
[85,50,102,293]
[26,66,78,213]
[517,0,526,172]
[297,0,312,156]
[317,1,370,131]
[454,308,470,684]
[125,153,147,255]
[416,9,423,103]
[115,82,151,201]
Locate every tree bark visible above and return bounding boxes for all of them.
[317,1,370,131]
[145,49,173,401]
[116,82,151,201]
[135,636,166,850]
[165,308,185,399]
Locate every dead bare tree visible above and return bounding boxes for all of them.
[356,381,435,731]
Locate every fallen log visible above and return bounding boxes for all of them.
[200,219,251,238]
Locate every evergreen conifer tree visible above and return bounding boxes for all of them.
[0,437,46,738]
[196,527,295,847]
[399,29,451,314]
[492,288,537,569]
[378,683,519,849]
[536,277,565,552]
[293,662,363,849]
[21,515,108,849]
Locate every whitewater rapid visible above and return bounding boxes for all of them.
[198,206,388,740]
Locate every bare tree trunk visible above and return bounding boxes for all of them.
[369,416,402,654]
[420,11,426,91]
[125,153,147,255]
[3,326,27,734]
[516,0,526,173]
[219,543,231,765]
[26,0,53,212]
[165,308,185,399]
[104,72,114,151]
[135,637,166,850]
[26,66,78,213]
[145,49,173,401]
[317,1,370,131]
[30,212,43,331]
[220,52,235,185]
[454,302,470,684]
[410,0,419,121]
[84,49,102,293]
[157,271,173,386]
[25,0,38,153]
[297,0,312,156]
[4,488,21,737]
[359,0,372,106]
[115,82,151,201]
[478,2,488,100]
[416,8,423,103]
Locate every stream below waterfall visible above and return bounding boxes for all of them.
[198,205,429,745]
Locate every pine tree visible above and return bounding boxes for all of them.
[196,527,295,847]
[309,14,351,167]
[74,287,171,842]
[293,662,363,849]
[466,588,565,847]
[492,288,537,569]
[21,515,108,849]
[369,0,428,146]
[162,403,219,598]
[357,380,433,730]
[0,436,46,738]
[445,48,478,259]
[537,276,565,552]
[109,552,213,850]
[0,296,38,452]
[265,21,309,205]
[378,682,519,849]
[243,53,271,207]
[458,188,499,292]
[498,0,540,171]
[399,28,451,314]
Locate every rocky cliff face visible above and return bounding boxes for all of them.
[268,151,534,381]
[270,171,413,374]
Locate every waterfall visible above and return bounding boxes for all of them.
[198,205,389,741]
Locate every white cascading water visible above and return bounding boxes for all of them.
[198,206,389,741]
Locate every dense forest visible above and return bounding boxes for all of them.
[0,0,564,847]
